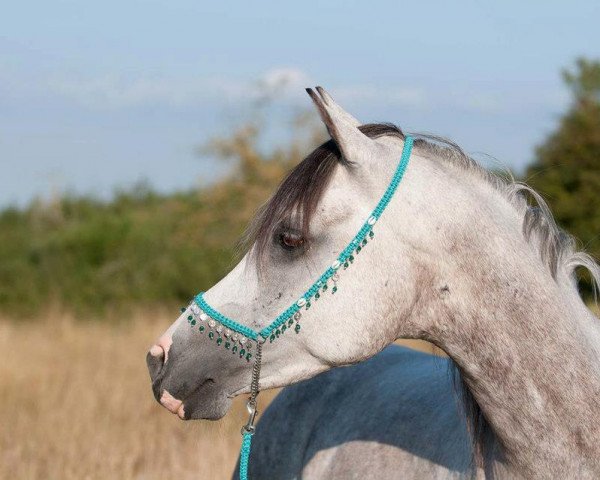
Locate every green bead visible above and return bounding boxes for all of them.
[216,337,223,346]
[246,353,252,362]
[281,324,287,332]
[343,262,349,269]
[362,238,368,246]
[349,255,354,263]
[288,318,294,326]
[356,246,362,253]
[276,329,281,337]
[332,286,338,294]
[369,230,375,238]
[225,341,230,349]
[306,301,311,309]
[191,320,196,326]
[208,331,214,340]
[199,325,205,332]
[187,315,193,321]
[240,349,246,357]
[232,346,238,353]
[295,323,301,333]
[180,307,186,313]
[322,284,328,291]
[270,334,275,343]
[315,292,320,300]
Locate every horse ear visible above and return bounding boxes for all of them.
[306,86,372,163]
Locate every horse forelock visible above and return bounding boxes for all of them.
[242,123,405,267]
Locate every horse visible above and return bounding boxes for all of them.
[147,86,600,479]
[234,344,496,479]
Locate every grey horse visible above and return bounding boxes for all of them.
[148,87,600,479]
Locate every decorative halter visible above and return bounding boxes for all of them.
[182,136,413,479]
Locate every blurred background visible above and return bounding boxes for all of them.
[1,1,599,479]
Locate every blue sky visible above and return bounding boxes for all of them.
[1,0,599,207]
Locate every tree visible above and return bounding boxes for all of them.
[525,58,600,292]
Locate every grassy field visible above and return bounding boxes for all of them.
[0,312,440,480]
[2,307,596,479]
[0,312,272,480]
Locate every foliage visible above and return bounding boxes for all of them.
[2,58,599,318]
[524,58,600,292]
[0,114,322,318]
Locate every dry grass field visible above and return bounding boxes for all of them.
[0,312,278,480]
[1,306,596,479]
[0,311,438,480]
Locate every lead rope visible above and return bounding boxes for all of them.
[239,340,263,480]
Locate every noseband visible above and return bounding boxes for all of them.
[183,136,413,479]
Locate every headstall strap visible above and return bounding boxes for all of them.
[181,136,414,480]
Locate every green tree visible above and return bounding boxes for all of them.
[525,58,600,287]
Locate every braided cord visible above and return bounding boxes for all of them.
[239,431,253,480]
[196,136,414,341]
[194,294,258,340]
[259,135,414,338]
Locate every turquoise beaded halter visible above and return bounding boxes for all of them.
[185,136,413,480]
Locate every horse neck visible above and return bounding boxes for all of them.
[397,165,600,478]
[442,276,600,478]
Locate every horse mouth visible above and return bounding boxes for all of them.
[157,378,217,421]
[159,390,186,418]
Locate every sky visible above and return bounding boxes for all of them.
[1,0,599,207]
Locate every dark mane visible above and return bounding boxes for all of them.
[244,123,405,263]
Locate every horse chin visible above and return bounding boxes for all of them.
[179,391,232,421]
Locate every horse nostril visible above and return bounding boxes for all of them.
[150,344,165,360]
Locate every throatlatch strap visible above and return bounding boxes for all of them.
[239,431,253,480]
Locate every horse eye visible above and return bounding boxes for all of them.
[278,231,305,251]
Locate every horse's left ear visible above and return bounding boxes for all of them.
[306,86,373,163]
